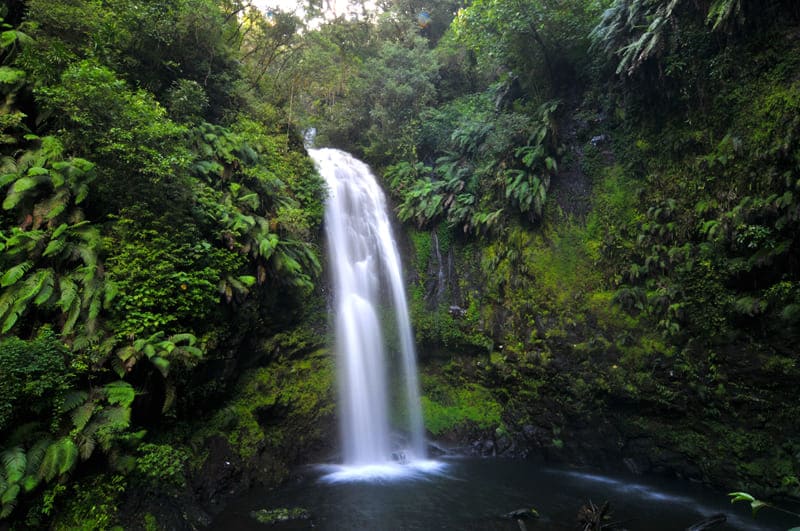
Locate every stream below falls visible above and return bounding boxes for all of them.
[211,456,796,530]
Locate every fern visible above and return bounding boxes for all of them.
[1,448,25,484]
[70,402,95,432]
[707,0,743,31]
[590,0,681,76]
[150,356,170,377]
[62,292,81,334]
[0,260,32,287]
[162,382,177,413]
[1,304,22,333]
[38,438,77,481]
[76,433,96,461]
[1,484,19,516]
[24,439,50,479]
[103,381,135,408]
[61,390,89,412]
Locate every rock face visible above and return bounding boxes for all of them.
[400,130,797,497]
[117,325,337,530]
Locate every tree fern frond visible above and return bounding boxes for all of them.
[169,333,197,346]
[38,438,77,481]
[24,439,51,476]
[1,483,20,508]
[98,406,131,429]
[162,381,176,413]
[10,173,47,193]
[40,189,70,221]
[87,291,102,327]
[103,381,135,408]
[2,191,23,210]
[57,277,78,312]
[1,448,26,484]
[32,268,55,306]
[71,402,95,432]
[58,439,78,476]
[61,390,88,412]
[179,345,203,358]
[51,223,69,239]
[103,280,118,307]
[0,260,32,287]
[1,305,22,333]
[110,355,127,377]
[0,172,17,187]
[151,356,170,377]
[62,291,82,334]
[42,236,66,258]
[76,434,96,461]
[22,474,39,493]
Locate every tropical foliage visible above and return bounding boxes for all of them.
[0,0,325,523]
[2,0,800,527]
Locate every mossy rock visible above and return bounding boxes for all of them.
[250,507,310,524]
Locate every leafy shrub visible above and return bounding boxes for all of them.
[0,328,73,433]
[135,443,189,488]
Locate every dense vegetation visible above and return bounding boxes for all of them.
[0,0,799,527]
[0,0,330,526]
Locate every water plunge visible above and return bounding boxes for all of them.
[310,148,427,470]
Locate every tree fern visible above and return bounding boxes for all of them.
[0,260,32,287]
[60,390,89,413]
[23,439,50,487]
[707,0,743,30]
[57,276,78,313]
[103,381,135,408]
[590,0,682,76]
[162,382,177,413]
[1,448,25,484]
[150,356,170,377]
[0,484,19,517]
[70,402,95,432]
[75,433,96,461]
[38,438,77,481]
[61,289,82,334]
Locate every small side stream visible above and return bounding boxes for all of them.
[211,457,795,530]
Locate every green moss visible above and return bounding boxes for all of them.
[250,507,310,524]
[420,374,503,436]
[199,347,334,461]
[409,228,433,274]
[135,443,190,488]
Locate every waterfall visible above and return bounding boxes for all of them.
[310,148,426,467]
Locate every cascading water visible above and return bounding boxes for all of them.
[310,148,430,476]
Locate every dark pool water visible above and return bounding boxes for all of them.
[211,457,796,530]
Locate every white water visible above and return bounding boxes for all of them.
[310,148,427,473]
